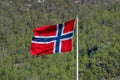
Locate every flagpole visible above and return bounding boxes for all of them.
[76,16,79,80]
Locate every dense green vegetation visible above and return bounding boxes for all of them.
[0,0,120,80]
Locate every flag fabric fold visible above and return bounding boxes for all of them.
[30,19,75,55]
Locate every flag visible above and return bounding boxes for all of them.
[30,19,75,55]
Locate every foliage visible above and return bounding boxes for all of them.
[0,0,120,80]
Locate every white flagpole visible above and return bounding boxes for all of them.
[76,16,79,80]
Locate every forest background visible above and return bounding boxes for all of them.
[0,0,120,80]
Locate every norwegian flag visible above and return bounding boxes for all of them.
[30,19,75,55]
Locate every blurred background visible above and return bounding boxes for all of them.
[0,0,120,80]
